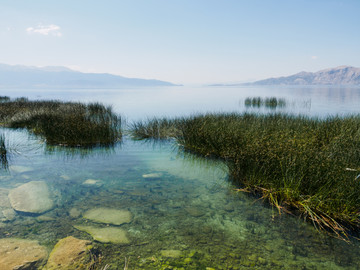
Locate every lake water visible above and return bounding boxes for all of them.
[1,86,360,269]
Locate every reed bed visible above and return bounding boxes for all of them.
[245,96,286,109]
[131,113,360,238]
[0,99,121,147]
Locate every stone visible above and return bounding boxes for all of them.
[36,215,55,222]
[160,250,182,258]
[44,236,91,270]
[0,189,11,207]
[2,209,16,221]
[184,207,205,217]
[69,208,81,218]
[8,181,54,214]
[83,207,132,225]
[74,225,130,244]
[60,175,70,181]
[9,166,33,173]
[82,179,103,186]
[142,173,163,179]
[0,238,48,270]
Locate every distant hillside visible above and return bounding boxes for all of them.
[251,66,360,86]
[0,63,178,88]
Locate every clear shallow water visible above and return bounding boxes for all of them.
[1,86,360,269]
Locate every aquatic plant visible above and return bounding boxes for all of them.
[245,96,286,109]
[0,99,122,147]
[131,117,181,140]
[0,96,10,102]
[130,113,360,239]
[0,133,8,170]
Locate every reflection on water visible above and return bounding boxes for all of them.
[1,131,360,269]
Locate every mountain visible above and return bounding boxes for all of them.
[250,66,360,86]
[0,63,178,88]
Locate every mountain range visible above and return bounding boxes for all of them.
[211,66,360,86]
[251,66,360,85]
[0,63,177,88]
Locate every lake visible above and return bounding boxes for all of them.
[1,86,360,269]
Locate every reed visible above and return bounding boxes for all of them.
[0,99,121,147]
[0,133,8,169]
[245,96,286,109]
[130,113,360,238]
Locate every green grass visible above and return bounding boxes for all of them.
[0,99,122,147]
[130,113,360,239]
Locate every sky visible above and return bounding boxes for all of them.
[1,0,360,84]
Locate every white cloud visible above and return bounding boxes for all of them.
[26,24,62,37]
[311,56,318,60]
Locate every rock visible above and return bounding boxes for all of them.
[74,225,130,244]
[44,236,92,270]
[9,166,33,173]
[2,209,16,221]
[184,207,205,217]
[0,189,11,207]
[36,215,55,222]
[8,181,54,214]
[224,204,235,212]
[60,175,70,181]
[83,207,132,225]
[82,179,103,186]
[0,238,48,270]
[160,250,182,258]
[69,208,81,218]
[142,173,163,179]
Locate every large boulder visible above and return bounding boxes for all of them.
[83,207,132,225]
[0,238,48,270]
[44,236,92,270]
[74,225,130,244]
[8,181,54,214]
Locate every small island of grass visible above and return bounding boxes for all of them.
[0,97,121,147]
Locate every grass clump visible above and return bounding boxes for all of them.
[131,117,181,140]
[245,97,286,109]
[0,99,121,147]
[130,113,360,239]
[0,133,8,169]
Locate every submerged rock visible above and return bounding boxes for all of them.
[44,236,92,270]
[8,181,54,214]
[142,173,163,179]
[2,208,16,221]
[82,179,103,186]
[74,225,130,244]
[0,238,48,270]
[0,189,16,221]
[69,208,81,218]
[9,165,33,173]
[185,206,205,217]
[160,250,182,258]
[83,207,132,225]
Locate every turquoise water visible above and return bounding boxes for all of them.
[1,128,360,269]
[1,86,360,269]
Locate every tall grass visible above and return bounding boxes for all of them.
[0,133,8,170]
[245,97,286,109]
[0,99,121,147]
[130,113,360,238]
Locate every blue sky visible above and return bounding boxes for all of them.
[1,0,359,84]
